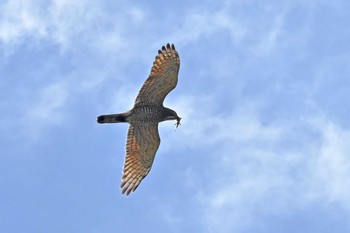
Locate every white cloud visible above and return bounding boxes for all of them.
[22,82,69,138]
[171,97,282,146]
[26,83,68,122]
[182,112,350,232]
[168,9,246,46]
[160,86,350,232]
[1,0,349,232]
[0,0,153,143]
[254,14,285,56]
[0,0,47,45]
[308,118,350,206]
[0,0,146,54]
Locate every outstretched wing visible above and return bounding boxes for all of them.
[121,123,160,195]
[134,43,180,106]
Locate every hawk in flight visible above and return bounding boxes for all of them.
[97,43,181,196]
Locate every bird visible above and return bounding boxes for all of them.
[97,43,181,196]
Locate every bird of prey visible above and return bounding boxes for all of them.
[97,43,181,196]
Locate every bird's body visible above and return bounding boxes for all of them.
[97,44,181,195]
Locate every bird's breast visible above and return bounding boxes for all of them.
[128,106,164,123]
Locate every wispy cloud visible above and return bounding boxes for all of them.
[0,0,147,54]
[308,118,350,206]
[0,0,153,145]
[1,1,350,232]
[167,8,246,47]
[183,113,350,232]
[22,82,69,138]
[0,0,47,46]
[25,83,68,123]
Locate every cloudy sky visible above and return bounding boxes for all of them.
[1,0,350,232]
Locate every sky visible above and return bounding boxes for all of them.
[1,0,350,232]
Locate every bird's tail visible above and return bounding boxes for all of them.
[97,113,128,124]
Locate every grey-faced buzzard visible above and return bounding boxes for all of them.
[97,44,181,195]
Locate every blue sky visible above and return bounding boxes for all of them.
[1,0,350,232]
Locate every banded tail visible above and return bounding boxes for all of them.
[97,113,128,124]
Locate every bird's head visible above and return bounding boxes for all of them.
[163,107,182,128]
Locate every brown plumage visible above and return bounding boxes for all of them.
[97,44,181,196]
